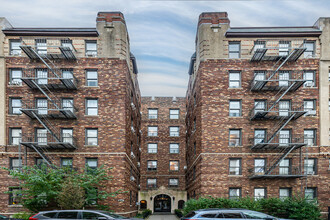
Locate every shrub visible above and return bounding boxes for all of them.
[142,209,152,219]
[12,212,33,220]
[182,196,321,220]
[174,209,183,218]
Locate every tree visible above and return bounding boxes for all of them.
[4,165,123,212]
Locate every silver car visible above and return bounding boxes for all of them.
[181,208,292,220]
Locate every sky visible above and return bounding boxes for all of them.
[1,0,330,97]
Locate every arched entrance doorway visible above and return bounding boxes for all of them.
[154,194,171,212]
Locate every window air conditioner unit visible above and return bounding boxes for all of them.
[305,82,313,87]
[131,102,136,109]
[307,171,315,175]
[130,176,135,181]
[130,152,135,158]
[131,126,135,133]
[305,110,316,116]
[184,166,187,170]
[9,81,21,86]
[139,148,142,152]
[137,162,140,167]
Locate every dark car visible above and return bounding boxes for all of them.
[181,208,292,220]
[29,210,136,220]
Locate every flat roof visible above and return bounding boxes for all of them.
[3,28,99,37]
[226,26,322,37]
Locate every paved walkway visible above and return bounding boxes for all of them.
[148,214,179,220]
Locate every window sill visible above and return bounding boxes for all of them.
[8,205,23,208]
[84,145,99,147]
[228,175,243,177]
[228,116,243,118]
[229,145,243,148]
[301,87,317,89]
[84,115,99,117]
[228,87,243,89]
[8,85,23,87]
[82,86,100,88]
[8,114,23,116]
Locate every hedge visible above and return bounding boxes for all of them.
[183,196,321,220]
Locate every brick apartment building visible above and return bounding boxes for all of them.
[139,97,186,213]
[0,12,141,216]
[185,12,330,216]
[0,10,330,218]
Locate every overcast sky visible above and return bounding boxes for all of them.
[1,0,329,97]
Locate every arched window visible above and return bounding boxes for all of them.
[178,200,185,209]
[140,200,147,209]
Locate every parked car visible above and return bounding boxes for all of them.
[181,208,292,220]
[28,210,136,220]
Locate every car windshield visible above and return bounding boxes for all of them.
[100,211,128,219]
[184,211,196,218]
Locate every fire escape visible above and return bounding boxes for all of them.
[19,38,78,166]
[248,39,308,179]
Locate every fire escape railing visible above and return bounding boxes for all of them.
[249,39,308,179]
[19,38,78,166]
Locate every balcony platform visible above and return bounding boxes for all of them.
[249,174,306,179]
[21,141,77,150]
[21,108,77,119]
[22,77,77,90]
[20,45,76,60]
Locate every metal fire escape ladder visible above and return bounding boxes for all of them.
[265,145,296,175]
[265,113,296,145]
[30,111,61,142]
[28,144,53,166]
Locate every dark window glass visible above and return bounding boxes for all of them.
[222,213,243,218]
[57,212,78,219]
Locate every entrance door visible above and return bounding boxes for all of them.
[154,194,171,212]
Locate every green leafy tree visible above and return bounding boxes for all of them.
[56,177,85,209]
[3,165,123,212]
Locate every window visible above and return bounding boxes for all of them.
[279,41,290,56]
[229,100,241,117]
[147,160,157,171]
[10,158,21,170]
[140,200,147,209]
[279,100,290,117]
[305,187,317,202]
[229,71,241,88]
[169,178,178,187]
[148,109,158,119]
[9,98,22,115]
[61,39,73,50]
[229,158,241,175]
[201,214,218,218]
[254,100,266,114]
[304,41,315,58]
[10,39,21,55]
[279,71,290,87]
[304,129,316,146]
[9,69,22,85]
[193,118,196,131]
[254,188,266,200]
[36,98,48,115]
[86,99,98,115]
[85,40,97,56]
[279,159,291,175]
[169,143,179,154]
[36,39,47,55]
[36,69,48,84]
[35,158,46,167]
[229,188,241,200]
[279,188,292,200]
[62,69,73,81]
[169,109,180,119]
[229,41,240,58]
[147,178,157,188]
[36,128,47,145]
[148,126,158,136]
[229,129,241,146]
[86,70,98,86]
[222,213,244,218]
[254,40,266,51]
[61,128,73,144]
[9,187,21,205]
[254,159,266,174]
[304,71,315,87]
[253,71,266,85]
[170,161,179,171]
[304,100,316,116]
[86,158,98,169]
[82,212,105,220]
[254,129,266,145]
[279,129,291,146]
[169,126,180,137]
[85,128,98,146]
[304,158,317,175]
[9,128,22,145]
[62,98,74,113]
[147,143,157,153]
[57,212,78,219]
[61,158,73,168]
